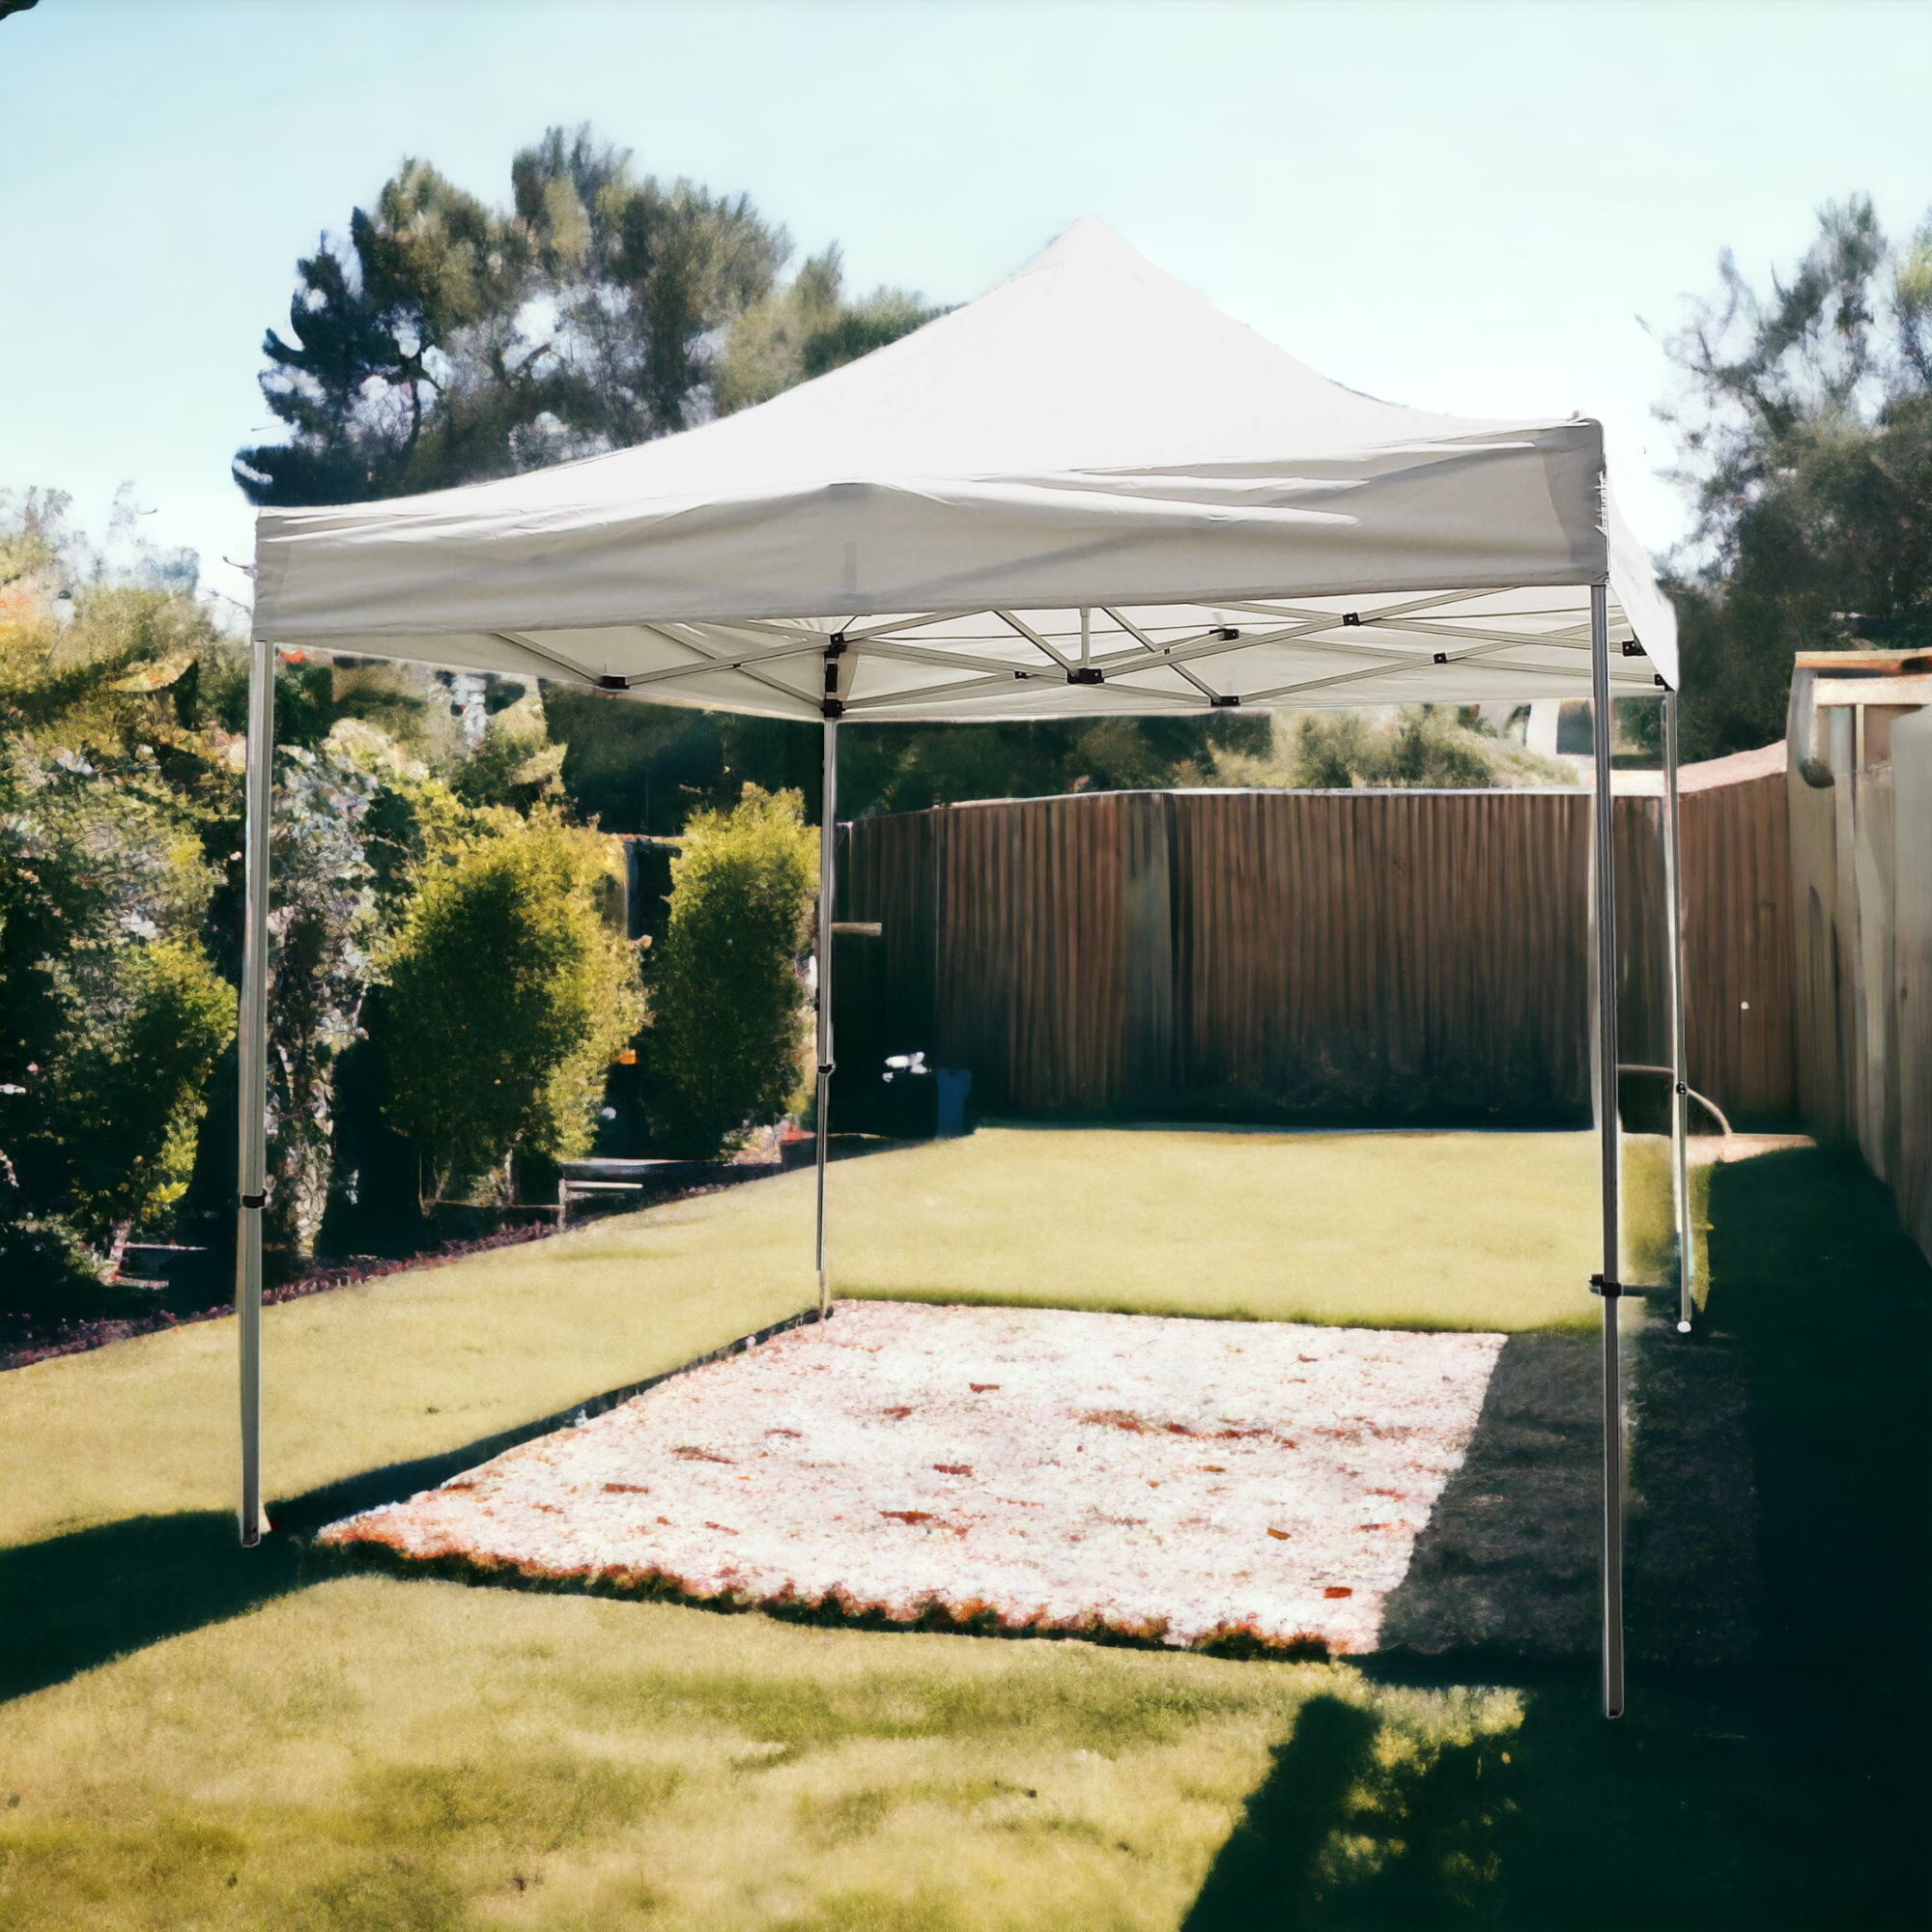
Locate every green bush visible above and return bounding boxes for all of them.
[378,812,644,1200]
[0,734,234,1264]
[1288,707,1569,789]
[50,937,236,1241]
[647,785,816,1156]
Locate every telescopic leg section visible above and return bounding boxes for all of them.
[1589,582,1625,1718]
[1662,690,1693,1332]
[813,714,838,1321]
[236,637,274,1546]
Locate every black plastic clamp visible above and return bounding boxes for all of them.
[597,674,628,691]
[1590,1274,1666,1298]
[1621,641,1643,657]
[1066,666,1104,685]
[1655,674,1668,688]
[1342,611,1362,627]
[1211,694,1241,707]
[821,697,844,720]
[1433,651,1448,665]
[241,1193,266,1210]
[1211,625,1240,641]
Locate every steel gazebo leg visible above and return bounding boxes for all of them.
[814,708,838,1322]
[1589,582,1625,1718]
[1662,689,1694,1332]
[236,636,274,1546]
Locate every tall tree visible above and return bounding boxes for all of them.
[1658,196,1932,757]
[235,128,936,505]
[714,243,940,413]
[234,159,523,503]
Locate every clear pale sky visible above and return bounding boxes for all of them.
[3,0,1928,616]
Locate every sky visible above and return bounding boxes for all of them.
[3,0,1929,620]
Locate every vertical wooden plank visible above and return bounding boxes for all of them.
[1890,709,1932,1263]
[854,776,1793,1130]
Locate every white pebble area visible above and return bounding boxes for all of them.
[320,1300,1504,1654]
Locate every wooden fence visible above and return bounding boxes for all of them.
[832,776,1794,1129]
[1786,658,1932,1262]
[1677,769,1796,1122]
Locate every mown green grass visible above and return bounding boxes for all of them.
[0,1574,1520,1931]
[827,1126,1690,1333]
[1,1128,1651,1550]
[0,1184,817,1550]
[0,1126,1700,1930]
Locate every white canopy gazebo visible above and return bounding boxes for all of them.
[247,218,1689,1716]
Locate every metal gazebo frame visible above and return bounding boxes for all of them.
[231,590,1693,1721]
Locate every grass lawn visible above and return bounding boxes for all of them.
[826,1127,1698,1333]
[1,1127,1670,1553]
[0,1576,1516,1931]
[5,1131,1912,1931]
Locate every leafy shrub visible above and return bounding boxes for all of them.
[49,937,236,1241]
[450,706,566,812]
[379,812,644,1199]
[1286,707,1569,789]
[0,1208,100,1327]
[0,729,234,1257]
[647,785,816,1155]
[265,743,380,1253]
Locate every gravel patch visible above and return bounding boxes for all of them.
[322,1301,1503,1654]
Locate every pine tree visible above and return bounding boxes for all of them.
[235,127,937,507]
[1658,197,1932,756]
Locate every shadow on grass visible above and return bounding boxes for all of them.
[1180,1696,1380,1928]
[0,1427,637,1704]
[0,1511,307,1705]
[1182,1147,1932,1931]
[9,1150,1927,1931]
[1,1306,829,1705]
[1378,1332,1599,1661]
[1379,1310,1760,1668]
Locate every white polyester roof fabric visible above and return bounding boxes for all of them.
[252,218,1677,721]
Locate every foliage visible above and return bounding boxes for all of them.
[263,744,379,1253]
[838,711,1274,817]
[1208,706,1571,790]
[544,699,1274,838]
[448,701,567,812]
[0,492,242,1299]
[1658,196,1932,757]
[1,742,235,1264]
[714,243,938,413]
[544,689,1548,832]
[236,126,945,507]
[45,938,234,1240]
[648,785,816,1155]
[379,811,643,1198]
[235,128,779,504]
[544,687,818,836]
[270,655,457,758]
